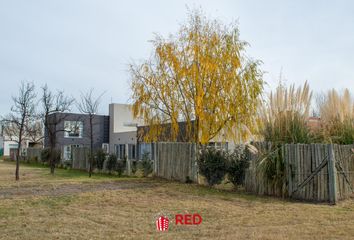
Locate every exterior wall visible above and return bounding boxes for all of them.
[3,139,18,156]
[110,104,140,133]
[1,135,29,157]
[307,117,322,131]
[110,131,137,146]
[109,103,143,154]
[45,113,109,159]
[110,131,137,159]
[136,121,237,151]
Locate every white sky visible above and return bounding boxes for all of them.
[1,0,354,115]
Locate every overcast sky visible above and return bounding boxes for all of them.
[1,0,354,115]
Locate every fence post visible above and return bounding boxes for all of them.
[327,144,337,204]
[125,144,131,176]
[194,143,198,183]
[153,143,158,175]
[285,144,292,197]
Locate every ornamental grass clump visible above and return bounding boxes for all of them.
[259,81,313,144]
[257,81,312,195]
[317,89,354,144]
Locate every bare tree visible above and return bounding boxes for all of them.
[2,81,37,180]
[77,89,104,177]
[40,84,74,174]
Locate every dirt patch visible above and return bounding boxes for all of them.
[0,181,158,199]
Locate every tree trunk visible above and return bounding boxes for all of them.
[15,126,23,181]
[89,116,93,177]
[194,116,200,184]
[50,146,55,175]
[15,148,20,181]
[15,144,21,181]
[49,129,56,175]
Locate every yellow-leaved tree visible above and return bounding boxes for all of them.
[130,10,264,144]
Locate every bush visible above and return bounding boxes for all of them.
[197,148,228,187]
[63,160,72,168]
[116,158,126,177]
[227,146,249,188]
[131,160,138,174]
[185,176,193,184]
[106,154,117,174]
[41,149,50,163]
[41,148,61,165]
[95,149,106,170]
[140,152,153,177]
[27,156,39,163]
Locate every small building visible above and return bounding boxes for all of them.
[0,121,43,159]
[44,113,109,160]
[307,116,322,131]
[109,103,144,159]
[136,120,231,159]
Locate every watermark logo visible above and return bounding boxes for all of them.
[175,213,202,225]
[155,215,170,232]
[153,211,202,232]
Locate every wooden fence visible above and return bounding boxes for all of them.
[245,143,354,203]
[68,142,353,204]
[154,142,197,183]
[72,147,90,170]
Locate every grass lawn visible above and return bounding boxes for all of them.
[0,161,354,240]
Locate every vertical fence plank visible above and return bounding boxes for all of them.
[311,144,316,201]
[327,144,338,204]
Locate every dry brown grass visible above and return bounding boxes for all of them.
[0,161,354,240]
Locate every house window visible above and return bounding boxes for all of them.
[119,144,126,159]
[128,144,136,159]
[64,145,71,160]
[114,144,126,159]
[102,143,109,154]
[114,144,119,157]
[64,121,83,138]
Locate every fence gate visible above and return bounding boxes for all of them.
[285,144,354,204]
[333,144,354,200]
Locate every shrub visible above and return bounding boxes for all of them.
[116,158,126,177]
[106,154,117,174]
[197,148,228,187]
[185,176,193,184]
[140,152,153,177]
[131,160,138,174]
[227,146,249,188]
[41,149,50,163]
[28,156,38,163]
[95,149,106,170]
[41,148,61,165]
[63,160,72,169]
